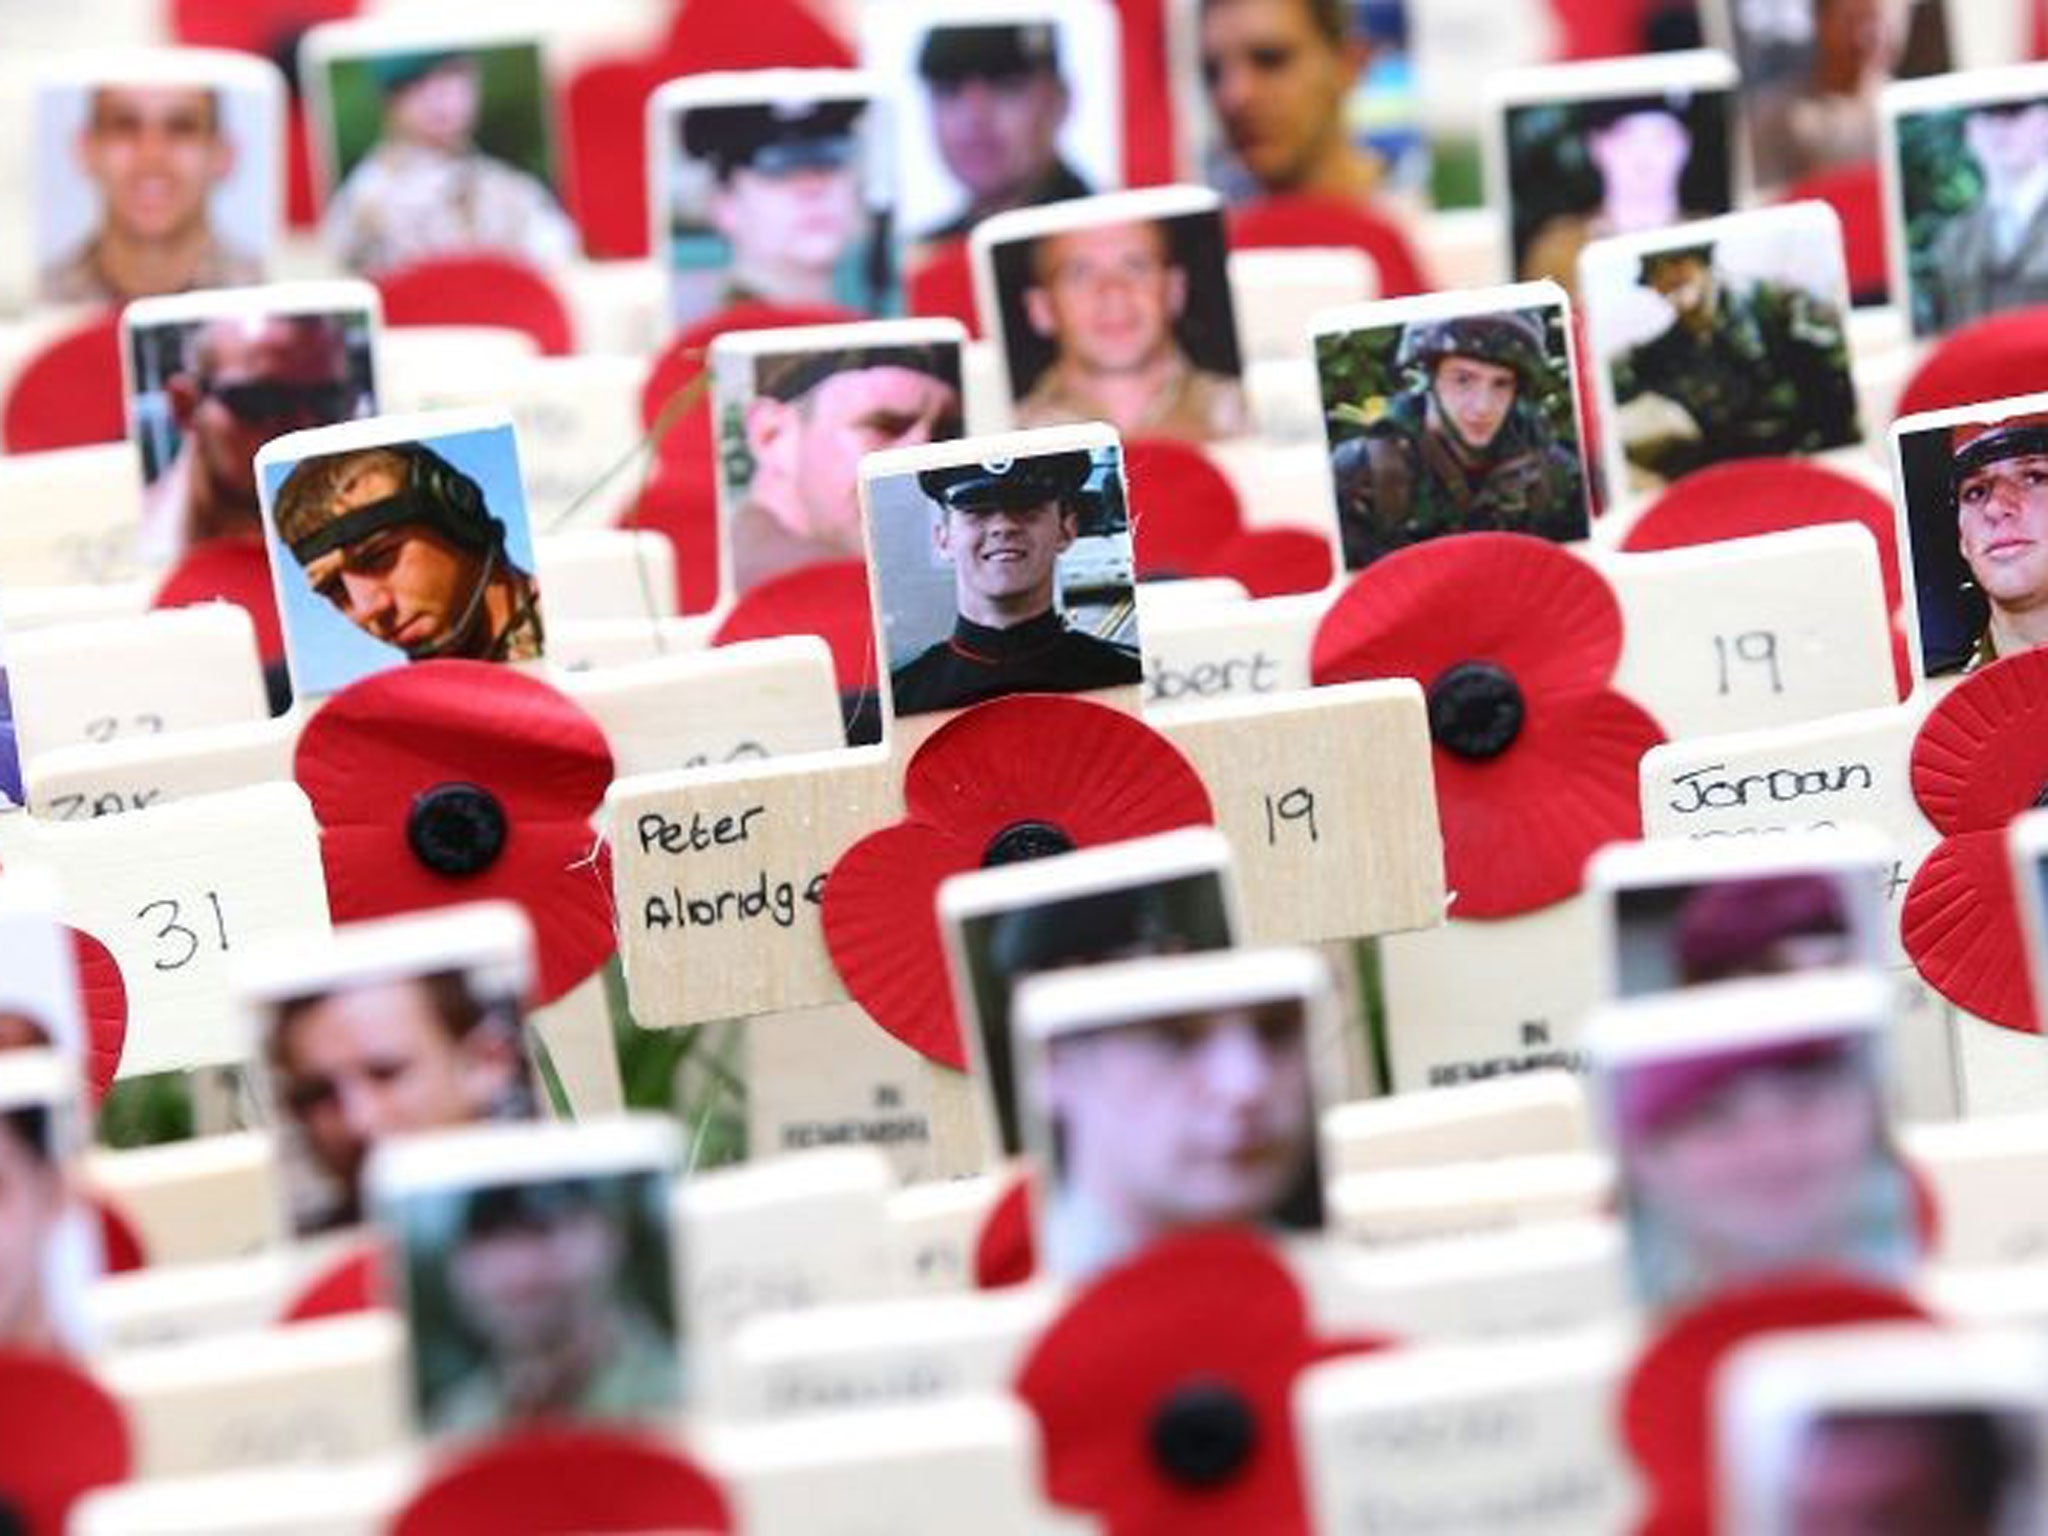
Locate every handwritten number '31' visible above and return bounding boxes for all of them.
[134,891,229,972]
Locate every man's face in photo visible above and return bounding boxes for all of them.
[275,979,517,1194]
[1964,102,2048,186]
[386,60,482,153]
[1587,108,1693,208]
[746,363,962,543]
[1025,222,1186,376]
[302,461,486,656]
[0,1111,61,1347]
[1789,1417,2001,1536]
[709,160,864,276]
[1957,452,2048,616]
[1048,999,1314,1234]
[1198,0,1359,189]
[1644,254,1715,317]
[451,1202,621,1354]
[930,65,1069,204]
[171,317,355,513]
[1429,353,1520,453]
[77,85,231,246]
[935,494,1075,613]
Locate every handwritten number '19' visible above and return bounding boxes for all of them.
[135,891,229,972]
[1263,788,1319,845]
[1713,631,1783,696]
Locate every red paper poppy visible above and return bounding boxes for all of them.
[1125,440,1333,597]
[151,534,286,667]
[1896,305,2048,421]
[1621,457,1910,698]
[392,1425,733,1535]
[713,559,877,695]
[1310,533,1666,918]
[973,1172,1036,1290]
[1014,1227,1392,1536]
[1620,1274,1931,1536]
[822,696,1213,1068]
[1901,647,2048,1033]
[68,927,126,1107]
[0,1348,133,1535]
[294,661,616,1006]
[282,1241,386,1324]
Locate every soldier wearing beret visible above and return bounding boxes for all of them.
[1015,218,1251,443]
[1612,241,1860,487]
[1329,310,1585,570]
[683,98,886,314]
[918,23,1092,243]
[730,342,963,593]
[273,442,543,663]
[321,48,577,277]
[889,450,1142,715]
[1945,414,2048,674]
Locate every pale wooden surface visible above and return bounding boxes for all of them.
[5,580,153,629]
[0,442,146,587]
[530,968,624,1118]
[82,1131,284,1267]
[11,605,270,768]
[98,1312,411,1480]
[883,1173,1009,1294]
[1298,1323,1639,1535]
[26,715,300,822]
[73,1458,417,1536]
[560,637,844,781]
[534,527,678,626]
[1326,1150,1613,1249]
[543,614,720,672]
[744,1000,951,1185]
[1324,1070,1590,1177]
[0,782,332,1074]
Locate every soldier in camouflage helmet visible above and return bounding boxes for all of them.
[1612,241,1860,487]
[1329,308,1587,571]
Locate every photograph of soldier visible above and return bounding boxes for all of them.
[314,42,577,278]
[1505,85,1735,293]
[666,94,895,329]
[385,1167,682,1439]
[1613,871,1873,997]
[1894,94,2048,337]
[719,337,964,595]
[914,22,1092,243]
[262,967,541,1236]
[35,76,273,305]
[986,206,1250,442]
[1020,956,1327,1281]
[873,441,1143,717]
[1589,216,1861,492]
[0,903,86,1062]
[125,301,377,566]
[1896,409,2048,678]
[1316,299,1589,571]
[1721,0,1949,191]
[1778,1410,2036,1536]
[1192,0,1425,204]
[0,1077,96,1357]
[262,422,545,698]
[957,868,1236,1155]
[1605,1018,1911,1313]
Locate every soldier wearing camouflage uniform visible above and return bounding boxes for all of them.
[1613,242,1860,484]
[1329,310,1587,571]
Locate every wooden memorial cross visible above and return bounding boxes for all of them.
[606,422,1448,1160]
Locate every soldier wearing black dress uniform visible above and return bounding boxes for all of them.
[889,451,1142,715]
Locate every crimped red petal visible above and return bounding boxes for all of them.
[1015,1229,1386,1536]
[713,559,878,694]
[281,1242,387,1324]
[295,661,614,829]
[1435,687,1666,918]
[900,696,1214,854]
[68,927,126,1107]
[821,822,973,1067]
[0,1349,132,1534]
[1619,1276,1930,1536]
[392,1426,734,1536]
[1896,305,2048,420]
[320,823,614,1007]
[1126,438,1245,578]
[973,1172,1037,1290]
[1621,458,1903,610]
[1909,648,2048,836]
[1311,533,1623,701]
[150,534,286,665]
[1199,527,1334,598]
[1902,830,2041,1034]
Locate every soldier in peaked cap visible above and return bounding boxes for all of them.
[889,450,1142,715]
[1611,239,1859,487]
[320,46,577,276]
[917,22,1092,242]
[272,441,543,663]
[1946,413,2048,674]
[684,98,885,312]
[729,341,963,593]
[1329,309,1585,570]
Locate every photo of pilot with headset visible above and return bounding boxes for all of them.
[270,437,544,683]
